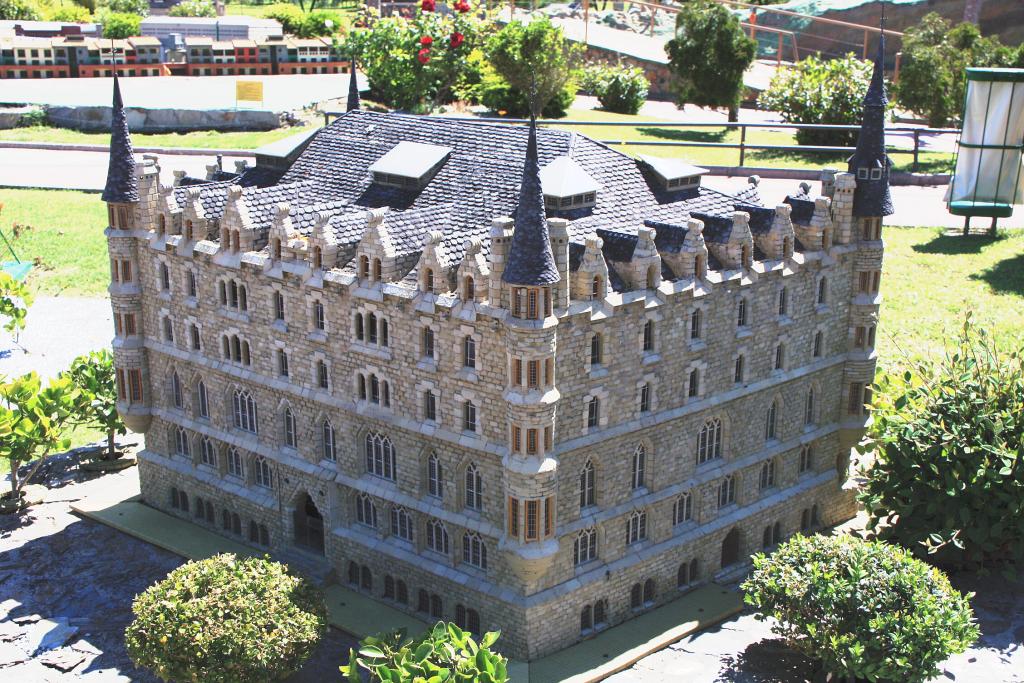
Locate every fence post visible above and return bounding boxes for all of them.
[912,129,921,173]
[739,125,747,167]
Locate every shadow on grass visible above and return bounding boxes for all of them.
[636,127,729,143]
[970,251,1024,296]
[912,231,1006,255]
[747,149,954,174]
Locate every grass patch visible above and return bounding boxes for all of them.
[224,0,358,23]
[877,227,1024,373]
[0,188,109,297]
[0,125,305,150]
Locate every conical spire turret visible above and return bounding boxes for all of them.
[102,74,139,204]
[347,56,360,112]
[502,117,560,286]
[847,17,893,217]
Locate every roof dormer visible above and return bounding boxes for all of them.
[540,155,601,210]
[368,141,451,190]
[639,155,708,192]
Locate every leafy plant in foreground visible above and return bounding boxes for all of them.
[62,349,127,460]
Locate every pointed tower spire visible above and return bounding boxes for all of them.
[346,56,360,112]
[847,11,893,216]
[502,116,560,286]
[102,74,139,203]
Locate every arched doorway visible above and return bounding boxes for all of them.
[721,528,740,568]
[294,493,325,555]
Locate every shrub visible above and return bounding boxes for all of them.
[264,3,306,35]
[896,13,1021,127]
[665,0,756,122]
[0,268,32,333]
[101,12,141,38]
[125,554,326,683]
[485,15,582,116]
[758,53,874,147]
[0,0,41,20]
[860,315,1024,572]
[341,621,509,683]
[582,63,648,115]
[48,4,92,21]
[168,0,216,17]
[345,2,490,112]
[100,0,148,16]
[480,67,575,118]
[62,350,126,461]
[742,534,979,683]
[296,9,342,38]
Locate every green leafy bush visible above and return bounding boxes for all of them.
[125,554,326,683]
[742,534,979,683]
[341,621,509,683]
[665,0,756,121]
[0,269,33,333]
[100,0,148,16]
[484,15,581,117]
[48,4,92,21]
[264,3,305,34]
[345,3,491,112]
[480,67,575,118]
[62,350,126,461]
[758,53,874,147]
[582,63,648,115]
[168,0,216,17]
[896,13,1024,127]
[297,9,341,37]
[860,315,1024,571]
[0,0,41,20]
[101,12,141,38]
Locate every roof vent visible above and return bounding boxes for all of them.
[540,156,601,210]
[369,141,451,190]
[639,155,708,192]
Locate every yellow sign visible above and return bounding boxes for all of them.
[235,80,264,104]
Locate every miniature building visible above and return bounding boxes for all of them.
[103,42,889,658]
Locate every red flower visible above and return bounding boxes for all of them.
[456,0,470,12]
[449,31,464,48]
[417,48,431,64]
[421,0,435,11]
[420,35,433,46]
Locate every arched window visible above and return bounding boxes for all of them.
[690,309,702,339]
[718,475,736,508]
[573,528,597,565]
[157,214,166,235]
[765,400,779,441]
[356,493,376,528]
[586,396,600,429]
[778,287,788,316]
[427,453,443,498]
[688,368,700,398]
[159,263,170,291]
[185,219,194,241]
[317,360,329,389]
[360,565,372,591]
[579,460,595,508]
[759,459,776,490]
[464,463,482,511]
[737,297,748,327]
[367,313,378,344]
[359,255,369,278]
[594,600,607,627]
[678,560,699,588]
[384,575,395,599]
[365,432,395,480]
[462,400,477,432]
[462,336,476,369]
[696,418,723,464]
[354,312,364,340]
[396,580,408,605]
[321,419,336,461]
[642,319,654,352]
[741,243,751,267]
[372,258,381,281]
[774,343,785,371]
[226,447,243,477]
[631,444,646,490]
[189,323,201,350]
[200,437,216,467]
[283,407,297,448]
[639,383,651,412]
[238,285,248,311]
[312,246,323,270]
[817,277,828,305]
[426,519,448,555]
[591,275,601,300]
[232,389,258,433]
[464,275,475,300]
[646,264,658,289]
[626,510,647,545]
[273,238,282,259]
[430,594,442,619]
[805,387,816,425]
[187,271,197,298]
[643,579,656,605]
[580,605,593,634]
[357,374,367,400]
[673,492,692,525]
[423,268,434,293]
[589,334,602,366]
[462,532,487,569]
[799,443,813,473]
[313,300,325,331]
[813,330,824,357]
[253,456,273,489]
[630,583,642,609]
[173,426,190,458]
[390,506,413,541]
[171,371,183,409]
[417,589,429,613]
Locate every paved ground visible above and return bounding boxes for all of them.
[0,73,367,112]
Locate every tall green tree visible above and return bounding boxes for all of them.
[102,12,141,39]
[665,0,756,122]
[485,15,583,117]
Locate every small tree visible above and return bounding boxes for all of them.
[100,0,149,16]
[742,534,979,683]
[102,12,141,39]
[485,15,582,117]
[342,621,509,683]
[0,372,79,504]
[758,53,875,147]
[665,0,756,122]
[581,62,649,115]
[0,271,32,334]
[168,0,216,18]
[48,5,93,22]
[0,0,41,21]
[860,315,1024,572]
[63,350,126,461]
[126,554,327,683]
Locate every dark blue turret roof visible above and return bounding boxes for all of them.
[848,27,893,217]
[101,75,139,204]
[347,58,360,112]
[502,117,560,286]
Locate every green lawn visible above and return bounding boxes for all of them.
[0,188,110,297]
[223,0,358,23]
[0,125,303,151]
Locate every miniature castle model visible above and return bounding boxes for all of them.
[103,40,889,659]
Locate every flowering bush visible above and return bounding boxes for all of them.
[346,2,492,112]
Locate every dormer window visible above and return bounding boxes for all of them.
[870,168,882,180]
[540,156,600,211]
[369,141,452,190]
[639,156,708,193]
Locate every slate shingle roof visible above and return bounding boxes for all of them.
[785,193,816,224]
[347,58,360,112]
[102,75,139,204]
